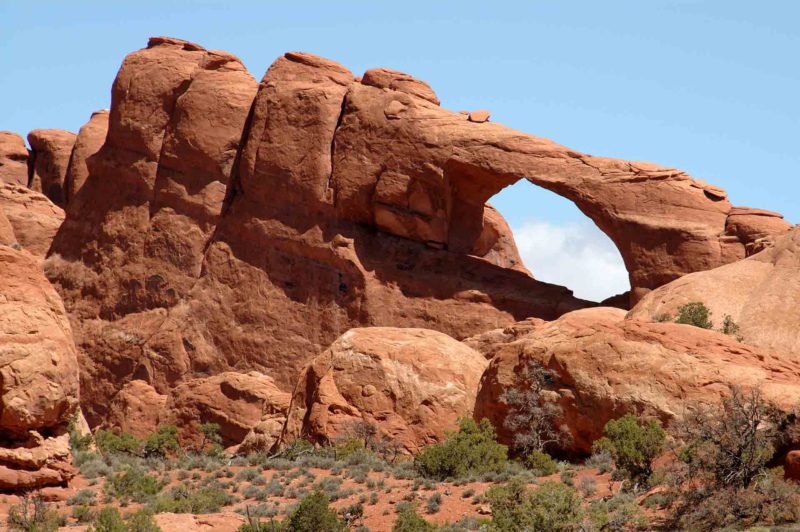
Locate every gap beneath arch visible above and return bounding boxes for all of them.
[490,180,629,302]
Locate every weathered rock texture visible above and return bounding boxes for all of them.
[629,226,800,359]
[0,184,64,258]
[474,307,800,454]
[64,109,109,205]
[282,328,488,453]
[27,129,77,206]
[163,371,290,448]
[0,132,30,186]
[0,245,79,489]
[43,36,791,439]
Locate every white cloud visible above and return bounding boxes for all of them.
[512,219,629,302]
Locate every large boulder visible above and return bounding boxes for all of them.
[0,184,64,258]
[282,327,488,453]
[0,132,29,186]
[163,371,290,448]
[473,307,800,454]
[629,226,800,359]
[27,129,76,206]
[0,245,79,489]
[63,109,109,205]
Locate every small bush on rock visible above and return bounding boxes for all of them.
[674,301,712,329]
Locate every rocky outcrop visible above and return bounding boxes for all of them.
[44,36,791,434]
[0,245,79,489]
[27,129,77,206]
[104,380,167,438]
[0,184,64,258]
[163,372,290,448]
[282,328,488,453]
[473,307,800,454]
[0,132,30,186]
[64,109,109,205]
[629,226,800,359]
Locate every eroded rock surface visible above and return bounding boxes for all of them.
[282,327,488,453]
[629,226,800,359]
[43,36,792,439]
[27,129,77,206]
[473,307,800,454]
[0,184,64,258]
[0,245,79,489]
[64,109,109,205]
[0,132,30,186]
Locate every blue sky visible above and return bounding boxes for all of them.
[2,1,797,299]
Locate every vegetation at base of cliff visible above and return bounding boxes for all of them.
[414,418,508,480]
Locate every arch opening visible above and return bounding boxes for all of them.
[487,180,630,304]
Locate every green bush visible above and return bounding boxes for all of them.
[392,504,436,532]
[414,418,507,480]
[126,508,162,532]
[151,484,232,514]
[68,412,93,453]
[7,492,62,532]
[89,507,126,532]
[73,505,96,524]
[105,467,164,503]
[95,429,144,456]
[588,493,649,531]
[283,491,345,531]
[597,414,665,481]
[674,302,712,329]
[525,449,558,476]
[143,425,179,458]
[487,479,582,531]
[720,314,743,340]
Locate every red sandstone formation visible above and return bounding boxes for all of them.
[64,109,109,204]
[472,307,800,454]
[281,327,488,453]
[0,183,64,258]
[0,132,30,186]
[27,129,77,206]
[0,245,79,489]
[36,36,793,449]
[629,226,800,359]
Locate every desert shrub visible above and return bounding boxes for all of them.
[283,491,345,532]
[500,360,570,464]
[95,429,143,456]
[487,479,582,531]
[89,507,126,532]
[720,314,742,339]
[143,425,179,458]
[151,484,232,514]
[126,508,161,532]
[105,467,164,503]
[73,505,96,523]
[667,386,800,529]
[578,476,597,497]
[414,418,507,480]
[340,502,364,527]
[273,439,314,461]
[653,312,673,323]
[588,493,648,531]
[68,488,97,506]
[335,438,365,461]
[524,449,558,476]
[392,504,436,532]
[674,301,712,329]
[7,491,62,532]
[585,448,614,474]
[425,492,442,514]
[595,414,664,482]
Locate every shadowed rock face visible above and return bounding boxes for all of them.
[28,129,77,206]
[0,132,30,186]
[43,36,790,441]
